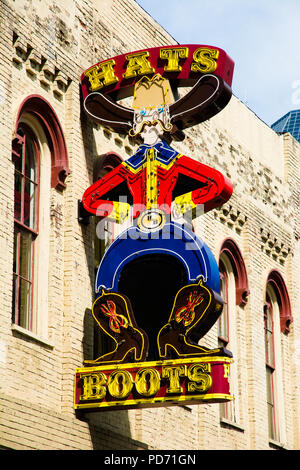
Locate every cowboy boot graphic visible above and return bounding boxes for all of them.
[157,278,232,359]
[84,290,149,365]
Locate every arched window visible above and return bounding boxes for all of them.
[13,124,39,330]
[264,292,276,440]
[93,152,123,359]
[264,270,292,443]
[14,94,69,190]
[93,152,123,269]
[218,238,249,426]
[219,238,249,307]
[266,270,292,335]
[218,259,229,346]
[12,95,69,339]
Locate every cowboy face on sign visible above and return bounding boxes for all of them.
[129,74,173,145]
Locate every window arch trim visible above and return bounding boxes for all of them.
[266,269,292,334]
[78,152,123,225]
[93,152,123,182]
[14,95,69,190]
[219,238,249,306]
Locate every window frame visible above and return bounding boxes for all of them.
[13,124,40,331]
[218,254,236,423]
[264,291,277,442]
[218,238,249,428]
[264,272,292,445]
[218,262,229,345]
[12,95,69,343]
[93,153,123,359]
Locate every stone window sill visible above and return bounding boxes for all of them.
[12,324,54,349]
[220,417,245,432]
[269,439,287,450]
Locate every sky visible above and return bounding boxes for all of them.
[135,0,300,127]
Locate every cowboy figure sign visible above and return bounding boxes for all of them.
[80,44,234,369]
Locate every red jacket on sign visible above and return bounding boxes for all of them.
[82,140,232,222]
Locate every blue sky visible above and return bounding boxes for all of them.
[135,0,300,126]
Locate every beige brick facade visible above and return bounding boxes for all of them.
[0,0,299,450]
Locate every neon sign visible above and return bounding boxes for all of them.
[75,357,232,411]
[75,44,235,412]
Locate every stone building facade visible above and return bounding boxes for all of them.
[0,0,299,450]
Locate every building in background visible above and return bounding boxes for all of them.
[0,0,299,450]
[271,109,300,144]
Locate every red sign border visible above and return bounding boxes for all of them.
[74,356,233,412]
[81,44,234,100]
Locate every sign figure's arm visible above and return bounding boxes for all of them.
[82,165,131,223]
[173,155,233,217]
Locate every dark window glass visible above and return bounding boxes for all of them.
[13,125,39,331]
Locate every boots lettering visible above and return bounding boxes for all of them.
[80,362,212,401]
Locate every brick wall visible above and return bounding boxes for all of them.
[0,0,299,450]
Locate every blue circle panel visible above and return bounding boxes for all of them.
[95,222,221,294]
